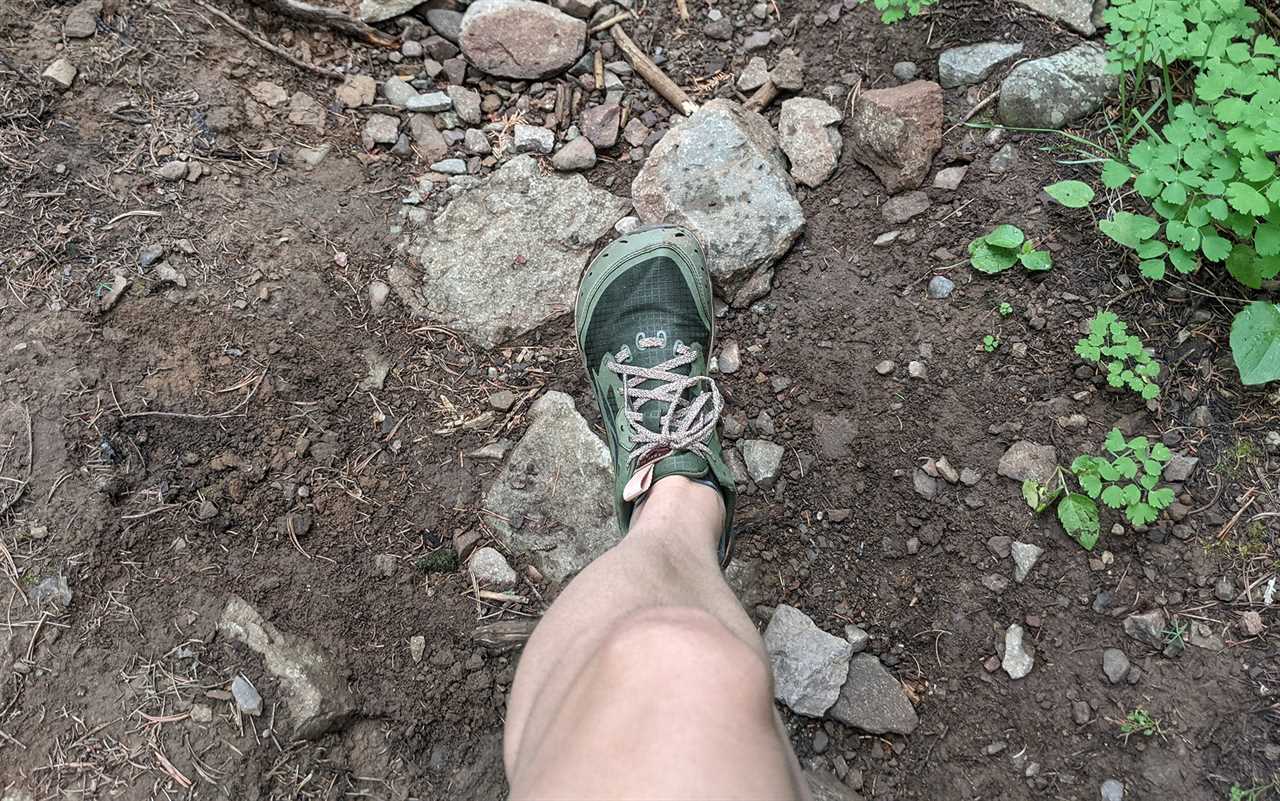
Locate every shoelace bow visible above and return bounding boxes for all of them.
[607,343,723,467]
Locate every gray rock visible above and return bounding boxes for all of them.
[881,191,931,224]
[913,468,939,500]
[1002,623,1034,679]
[460,0,586,79]
[907,360,927,380]
[1100,778,1125,801]
[926,275,954,299]
[218,595,356,738]
[231,674,263,716]
[483,392,619,581]
[359,0,422,22]
[1010,541,1044,583]
[552,137,596,170]
[514,124,555,154]
[156,161,187,182]
[769,48,804,91]
[717,340,742,374]
[362,113,400,147]
[874,360,895,375]
[1013,0,1098,35]
[703,17,733,40]
[554,0,598,17]
[286,92,325,129]
[1162,454,1198,482]
[425,8,464,42]
[42,58,77,90]
[998,44,1116,130]
[764,605,853,717]
[847,81,943,192]
[743,30,771,51]
[464,128,492,155]
[580,103,621,148]
[63,0,101,38]
[406,91,452,113]
[778,97,843,188]
[1214,576,1235,602]
[447,85,482,124]
[1123,609,1167,649]
[409,115,448,161]
[31,575,73,608]
[383,76,418,107]
[1102,648,1129,684]
[989,143,1018,173]
[430,157,467,174]
[961,467,981,485]
[828,653,920,734]
[997,440,1057,484]
[632,99,803,295]
[469,546,517,588]
[395,156,627,348]
[741,439,785,487]
[844,625,869,653]
[933,165,968,190]
[938,42,1023,88]
[410,635,427,662]
[892,61,918,81]
[1072,700,1092,724]
[738,56,770,92]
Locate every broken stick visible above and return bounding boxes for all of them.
[243,0,400,48]
[472,619,539,653]
[193,0,345,80]
[610,25,697,117]
[744,80,778,113]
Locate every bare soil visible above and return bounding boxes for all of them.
[1,0,1278,799]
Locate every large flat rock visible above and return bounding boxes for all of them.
[998,44,1116,130]
[394,155,629,349]
[764,604,852,717]
[632,99,803,301]
[828,653,920,734]
[460,0,586,79]
[483,391,619,581]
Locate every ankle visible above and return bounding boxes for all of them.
[629,475,725,548]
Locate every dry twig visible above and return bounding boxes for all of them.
[610,26,697,116]
[192,0,345,80]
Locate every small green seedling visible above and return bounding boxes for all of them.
[999,302,1014,317]
[416,549,459,573]
[1163,619,1189,650]
[1044,179,1096,208]
[969,225,1053,274]
[1119,707,1164,741]
[1229,779,1280,801]
[1022,468,1100,551]
[982,335,1000,352]
[1075,311,1162,400]
[855,0,936,23]
[1071,428,1175,527]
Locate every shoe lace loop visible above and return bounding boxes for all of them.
[607,343,722,466]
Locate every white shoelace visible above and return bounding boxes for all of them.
[607,343,723,467]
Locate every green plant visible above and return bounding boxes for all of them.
[999,302,1014,317]
[982,334,1000,352]
[1075,311,1162,399]
[416,549,458,573]
[1090,0,1280,385]
[1022,468,1101,550]
[1228,777,1280,801]
[1044,179,1096,208]
[1163,618,1189,649]
[1119,706,1165,741]
[1071,428,1175,527]
[855,0,936,23]
[969,225,1053,274]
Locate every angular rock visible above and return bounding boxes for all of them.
[740,439,785,488]
[460,0,587,79]
[410,635,427,662]
[989,143,1018,173]
[881,191,931,224]
[469,546,517,588]
[1002,623,1034,679]
[764,605,852,717]
[514,124,555,154]
[231,674,263,716]
[552,137,596,171]
[1010,541,1044,583]
[1162,455,1198,482]
[847,80,943,192]
[218,595,356,738]
[63,0,101,38]
[738,56,769,92]
[395,155,628,348]
[997,440,1057,484]
[828,653,919,734]
[1102,647,1129,684]
[359,0,422,22]
[1100,778,1125,801]
[1122,609,1167,649]
[482,392,618,581]
[938,42,1023,88]
[769,48,804,91]
[1013,0,1098,35]
[1240,611,1264,637]
[383,76,418,107]
[250,80,288,108]
[425,8,464,42]
[409,114,448,161]
[363,113,400,148]
[448,85,482,125]
[632,99,803,293]
[406,91,452,113]
[287,92,325,129]
[926,275,954,299]
[932,164,968,190]
[464,127,492,155]
[554,0,598,17]
[580,103,621,148]
[430,158,467,174]
[778,97,843,188]
[998,44,1116,130]
[913,469,939,500]
[42,58,77,90]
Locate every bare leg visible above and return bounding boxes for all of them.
[503,476,806,800]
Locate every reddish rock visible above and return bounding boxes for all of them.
[459,0,585,79]
[580,103,621,148]
[847,80,942,193]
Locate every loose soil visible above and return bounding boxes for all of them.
[1,0,1277,799]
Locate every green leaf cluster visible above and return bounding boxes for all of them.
[998,302,1014,317]
[968,225,1053,274]
[860,0,936,23]
[982,334,1000,352]
[1095,0,1280,384]
[1071,428,1175,527]
[1075,311,1162,399]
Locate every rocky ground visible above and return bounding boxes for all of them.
[1,0,1278,798]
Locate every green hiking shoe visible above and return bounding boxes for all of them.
[575,224,737,567]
